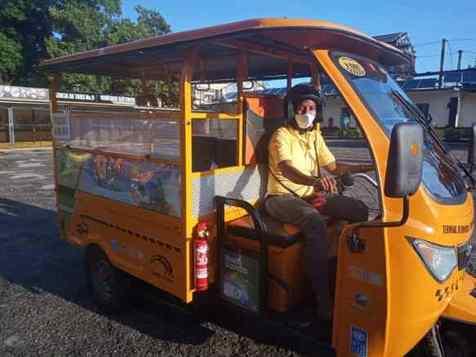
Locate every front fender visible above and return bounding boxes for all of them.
[442,273,476,325]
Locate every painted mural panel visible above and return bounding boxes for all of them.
[78,154,181,217]
[56,149,91,189]
[55,148,181,217]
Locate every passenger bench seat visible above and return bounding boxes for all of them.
[227,214,303,248]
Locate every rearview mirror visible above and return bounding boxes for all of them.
[385,123,424,197]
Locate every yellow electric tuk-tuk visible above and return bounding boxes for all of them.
[42,18,476,356]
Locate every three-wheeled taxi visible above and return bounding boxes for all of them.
[42,18,476,356]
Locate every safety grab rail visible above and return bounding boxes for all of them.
[214,195,268,314]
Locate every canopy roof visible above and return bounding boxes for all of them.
[41,18,411,82]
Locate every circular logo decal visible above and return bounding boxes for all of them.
[338,57,366,77]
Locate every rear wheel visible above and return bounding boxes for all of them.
[85,245,130,313]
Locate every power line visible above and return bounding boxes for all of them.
[414,38,476,48]
[449,38,476,42]
[413,41,441,47]
[413,40,441,47]
[415,57,432,72]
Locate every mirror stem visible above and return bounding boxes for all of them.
[353,196,410,233]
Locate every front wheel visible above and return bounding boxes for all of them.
[440,320,476,357]
[407,321,476,357]
[85,245,130,313]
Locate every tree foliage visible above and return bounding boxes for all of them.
[0,1,171,91]
[0,0,52,85]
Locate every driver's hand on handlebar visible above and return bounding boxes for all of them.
[314,175,338,193]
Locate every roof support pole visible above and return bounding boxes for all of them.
[310,60,321,91]
[47,73,62,216]
[457,50,463,71]
[48,74,62,114]
[287,60,293,91]
[438,38,447,89]
[236,51,248,165]
[180,47,198,237]
[180,47,198,300]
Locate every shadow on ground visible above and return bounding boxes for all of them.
[0,198,331,355]
[0,198,212,346]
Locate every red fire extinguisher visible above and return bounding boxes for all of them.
[194,221,209,291]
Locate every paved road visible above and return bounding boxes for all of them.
[0,147,474,356]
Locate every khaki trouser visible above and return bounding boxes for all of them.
[264,193,368,314]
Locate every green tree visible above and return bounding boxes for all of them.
[0,1,171,91]
[49,3,171,92]
[46,0,122,92]
[0,32,23,83]
[106,6,173,101]
[0,0,52,85]
[135,5,170,37]
[107,6,170,44]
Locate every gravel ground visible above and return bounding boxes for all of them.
[0,145,475,356]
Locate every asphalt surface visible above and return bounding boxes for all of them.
[0,146,474,356]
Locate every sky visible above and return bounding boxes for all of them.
[122,0,476,74]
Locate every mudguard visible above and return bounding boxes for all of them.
[442,273,476,325]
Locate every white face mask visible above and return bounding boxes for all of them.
[294,111,316,129]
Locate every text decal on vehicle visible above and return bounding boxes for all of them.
[351,325,368,357]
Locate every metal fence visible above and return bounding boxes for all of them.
[0,106,52,144]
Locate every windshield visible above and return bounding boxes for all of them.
[331,52,466,204]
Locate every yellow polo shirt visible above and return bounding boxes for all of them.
[267,124,336,197]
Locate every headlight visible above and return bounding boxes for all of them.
[412,239,457,283]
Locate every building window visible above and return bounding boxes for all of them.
[340,107,356,128]
[447,97,458,128]
[13,108,34,142]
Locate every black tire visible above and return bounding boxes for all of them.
[84,245,130,313]
[440,320,476,357]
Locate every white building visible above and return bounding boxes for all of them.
[400,69,476,128]
[320,68,476,130]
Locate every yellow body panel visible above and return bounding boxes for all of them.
[68,192,189,300]
[384,194,473,356]
[315,49,475,356]
[442,273,476,324]
[332,225,388,356]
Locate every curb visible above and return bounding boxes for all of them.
[0,147,52,153]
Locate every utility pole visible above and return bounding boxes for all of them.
[457,50,463,70]
[438,38,447,88]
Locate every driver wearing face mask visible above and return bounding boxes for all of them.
[265,84,373,322]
